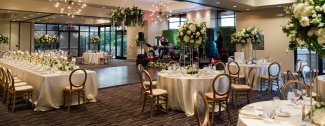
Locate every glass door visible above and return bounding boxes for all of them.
[115,29,127,59]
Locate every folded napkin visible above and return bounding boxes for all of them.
[239,109,263,119]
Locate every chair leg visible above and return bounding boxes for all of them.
[68,92,73,112]
[231,91,234,105]
[11,93,16,112]
[277,79,281,94]
[63,92,66,107]
[211,101,216,126]
[226,101,231,123]
[141,94,146,113]
[165,95,168,113]
[246,92,250,104]
[78,92,80,105]
[83,92,87,110]
[268,79,271,94]
[150,96,154,118]
[260,79,263,91]
[156,96,159,113]
[234,92,238,108]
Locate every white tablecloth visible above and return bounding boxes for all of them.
[0,60,98,111]
[157,70,226,116]
[83,52,105,65]
[237,100,315,126]
[228,63,282,90]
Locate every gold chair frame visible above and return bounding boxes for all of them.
[193,91,210,126]
[214,62,226,73]
[231,68,256,108]
[260,62,281,94]
[281,80,308,100]
[63,68,87,111]
[206,73,231,125]
[227,61,243,84]
[140,70,168,117]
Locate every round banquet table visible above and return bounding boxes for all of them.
[227,63,282,90]
[157,70,226,116]
[237,100,315,126]
[83,52,106,64]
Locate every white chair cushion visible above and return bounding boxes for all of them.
[64,86,83,91]
[231,84,251,91]
[143,81,157,86]
[204,92,227,100]
[230,74,245,78]
[14,78,22,83]
[14,82,28,87]
[15,85,33,91]
[146,89,167,96]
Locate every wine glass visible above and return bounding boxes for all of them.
[263,103,274,123]
[287,92,295,105]
[273,97,281,114]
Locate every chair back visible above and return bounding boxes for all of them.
[193,91,210,126]
[0,67,6,87]
[6,69,15,92]
[137,64,145,74]
[227,61,240,76]
[212,73,231,98]
[286,70,298,81]
[214,62,226,73]
[247,68,256,88]
[268,62,280,77]
[281,80,308,100]
[301,65,315,84]
[228,56,234,62]
[140,70,153,94]
[69,69,87,90]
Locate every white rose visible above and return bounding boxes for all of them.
[187,30,191,35]
[189,24,196,32]
[302,6,314,17]
[178,27,183,32]
[183,35,190,42]
[307,27,318,36]
[190,39,195,43]
[317,28,325,44]
[299,17,310,27]
[197,37,202,44]
[293,3,306,17]
[196,32,200,37]
[297,39,305,45]
[322,4,325,13]
[315,6,323,12]
[180,32,184,36]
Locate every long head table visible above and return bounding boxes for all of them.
[0,59,98,111]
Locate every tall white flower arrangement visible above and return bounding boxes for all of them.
[177,21,207,47]
[0,34,9,44]
[282,0,325,56]
[231,27,264,46]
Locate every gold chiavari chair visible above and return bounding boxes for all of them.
[214,62,226,73]
[260,62,281,94]
[205,73,231,125]
[231,68,256,108]
[300,65,318,98]
[99,52,110,64]
[193,91,210,126]
[6,69,34,112]
[137,64,157,100]
[227,61,245,84]
[282,60,303,83]
[63,68,87,111]
[0,66,4,101]
[281,80,308,100]
[140,70,168,117]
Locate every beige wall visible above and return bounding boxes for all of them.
[0,21,32,51]
[186,9,216,28]
[236,8,293,72]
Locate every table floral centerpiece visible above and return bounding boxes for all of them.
[0,34,9,44]
[90,35,100,50]
[310,102,325,125]
[177,21,207,67]
[282,0,325,123]
[48,35,59,49]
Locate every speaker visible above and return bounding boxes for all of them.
[138,32,144,41]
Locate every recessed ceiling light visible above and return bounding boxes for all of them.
[102,6,106,9]
[278,5,282,7]
[246,9,250,11]
[7,11,11,13]
[23,17,27,18]
[233,6,237,8]
[38,13,41,15]
[216,1,220,4]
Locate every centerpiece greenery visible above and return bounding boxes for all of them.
[177,21,208,47]
[282,0,325,56]
[37,34,49,43]
[231,26,264,46]
[110,6,144,27]
[90,35,100,44]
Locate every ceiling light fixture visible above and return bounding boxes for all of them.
[150,0,172,23]
[246,9,250,11]
[233,6,237,8]
[50,0,87,18]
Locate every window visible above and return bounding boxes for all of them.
[168,14,187,29]
[217,11,236,27]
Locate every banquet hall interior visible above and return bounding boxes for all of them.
[0,0,325,126]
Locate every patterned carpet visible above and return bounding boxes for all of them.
[0,83,281,126]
